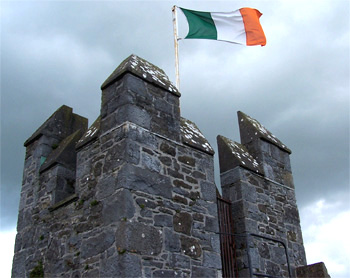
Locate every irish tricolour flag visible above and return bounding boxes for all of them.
[178,7,266,46]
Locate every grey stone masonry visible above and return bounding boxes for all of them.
[218,112,307,278]
[296,262,331,278]
[12,55,221,278]
[13,105,88,277]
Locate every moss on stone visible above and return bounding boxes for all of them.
[90,200,99,207]
[29,260,44,278]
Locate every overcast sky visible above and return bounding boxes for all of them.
[1,0,349,277]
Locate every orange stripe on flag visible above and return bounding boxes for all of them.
[239,8,266,46]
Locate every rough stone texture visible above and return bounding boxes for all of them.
[217,135,262,174]
[13,55,320,278]
[238,111,293,186]
[296,262,331,278]
[12,55,221,278]
[24,105,88,147]
[218,111,307,278]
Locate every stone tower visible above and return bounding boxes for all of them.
[12,55,221,277]
[12,54,329,278]
[217,111,307,277]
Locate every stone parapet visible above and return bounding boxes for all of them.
[218,112,306,278]
[296,262,331,278]
[12,55,221,278]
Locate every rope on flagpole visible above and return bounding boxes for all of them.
[172,5,180,90]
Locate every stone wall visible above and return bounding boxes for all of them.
[12,54,329,278]
[296,262,331,278]
[12,55,221,278]
[217,112,307,277]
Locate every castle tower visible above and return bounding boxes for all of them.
[12,55,221,277]
[12,105,88,277]
[217,111,307,277]
[13,54,328,278]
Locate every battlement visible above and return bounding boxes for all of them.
[217,112,305,277]
[12,55,327,278]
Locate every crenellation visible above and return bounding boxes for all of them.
[12,55,328,278]
[218,111,309,277]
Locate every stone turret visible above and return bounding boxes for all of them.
[12,54,327,278]
[12,55,221,277]
[13,105,87,277]
[217,111,307,277]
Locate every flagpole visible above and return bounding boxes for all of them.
[172,5,180,90]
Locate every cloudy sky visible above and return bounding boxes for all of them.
[1,0,349,277]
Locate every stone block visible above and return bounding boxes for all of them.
[178,155,196,167]
[203,251,222,269]
[173,212,192,235]
[210,234,221,254]
[169,253,191,269]
[180,235,202,259]
[204,216,219,233]
[200,181,216,202]
[102,189,135,224]
[284,206,300,225]
[100,252,142,278]
[115,221,162,256]
[266,260,281,277]
[296,262,330,278]
[164,228,181,252]
[81,230,115,259]
[271,246,287,265]
[153,269,179,278]
[96,176,117,200]
[116,164,172,199]
[151,111,180,141]
[191,266,217,278]
[154,214,173,227]
[141,152,161,172]
[220,167,243,188]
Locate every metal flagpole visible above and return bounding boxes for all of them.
[172,5,180,90]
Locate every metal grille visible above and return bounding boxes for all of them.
[217,197,238,278]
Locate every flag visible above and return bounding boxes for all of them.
[179,7,266,46]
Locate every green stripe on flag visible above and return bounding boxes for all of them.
[180,8,217,40]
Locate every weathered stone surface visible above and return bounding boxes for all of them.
[217,135,263,174]
[238,111,291,154]
[191,266,217,278]
[219,112,307,277]
[164,228,181,252]
[154,214,172,227]
[296,262,330,278]
[180,236,202,259]
[160,142,176,156]
[101,54,179,96]
[81,230,115,259]
[102,189,135,224]
[115,222,162,255]
[204,216,219,233]
[117,164,172,199]
[173,212,192,235]
[76,116,100,150]
[14,55,312,278]
[24,105,88,147]
[100,252,142,278]
[40,129,84,173]
[169,253,191,269]
[181,118,214,155]
[203,251,222,269]
[153,269,179,278]
[200,181,216,202]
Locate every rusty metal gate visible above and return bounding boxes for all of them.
[217,197,238,278]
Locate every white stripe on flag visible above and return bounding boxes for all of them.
[211,10,246,44]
